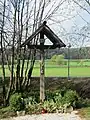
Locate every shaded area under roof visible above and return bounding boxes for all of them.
[21,21,66,49]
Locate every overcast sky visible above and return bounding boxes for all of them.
[0,0,90,48]
[44,0,90,48]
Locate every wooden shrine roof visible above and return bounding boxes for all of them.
[21,21,66,49]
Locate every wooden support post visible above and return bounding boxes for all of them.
[40,32,45,102]
[40,50,45,102]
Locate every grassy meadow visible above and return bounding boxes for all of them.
[0,59,90,77]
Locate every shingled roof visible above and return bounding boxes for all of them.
[21,21,66,49]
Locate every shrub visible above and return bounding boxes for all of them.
[63,90,79,107]
[63,60,67,65]
[51,55,57,62]
[76,98,90,108]
[25,90,81,114]
[9,93,25,112]
[24,96,37,108]
[55,55,64,65]
[0,106,16,119]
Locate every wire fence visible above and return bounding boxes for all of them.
[32,59,90,77]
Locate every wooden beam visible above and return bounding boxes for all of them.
[27,45,60,49]
[21,21,66,48]
[40,32,45,102]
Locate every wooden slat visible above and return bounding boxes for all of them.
[27,45,60,49]
[21,21,66,48]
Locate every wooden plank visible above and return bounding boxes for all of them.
[44,25,66,47]
[40,32,45,102]
[27,45,60,49]
[40,49,45,102]
[21,21,66,48]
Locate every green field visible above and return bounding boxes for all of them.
[0,59,90,77]
[32,67,90,77]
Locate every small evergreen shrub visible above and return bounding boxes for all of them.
[76,98,90,108]
[63,90,79,107]
[24,89,84,114]
[9,93,25,112]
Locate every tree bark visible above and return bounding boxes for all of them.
[0,0,6,106]
[6,2,17,102]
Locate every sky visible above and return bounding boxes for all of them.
[0,0,90,48]
[44,0,90,48]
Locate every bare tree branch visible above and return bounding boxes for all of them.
[73,0,90,15]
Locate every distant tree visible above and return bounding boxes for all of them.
[51,55,57,62]
[56,54,65,65]
[51,54,66,65]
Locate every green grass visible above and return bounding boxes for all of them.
[0,106,16,119]
[0,59,90,77]
[79,107,90,120]
[32,67,90,77]
[0,66,90,77]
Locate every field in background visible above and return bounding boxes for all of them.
[32,67,90,77]
[0,59,90,77]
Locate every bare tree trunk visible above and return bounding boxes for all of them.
[6,3,17,102]
[25,0,46,89]
[15,0,20,92]
[15,0,25,92]
[25,0,37,88]
[25,49,36,88]
[0,0,6,106]
[19,0,25,92]
[22,50,31,88]
[1,0,6,105]
[21,0,29,91]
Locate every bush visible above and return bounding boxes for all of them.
[76,98,90,108]
[63,90,79,107]
[56,55,64,65]
[0,106,16,119]
[51,55,57,62]
[51,54,65,65]
[24,89,83,114]
[63,61,67,65]
[9,93,25,112]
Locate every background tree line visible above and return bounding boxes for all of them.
[0,46,90,65]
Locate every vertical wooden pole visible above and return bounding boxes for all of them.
[40,32,45,102]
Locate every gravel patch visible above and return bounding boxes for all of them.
[2,112,83,120]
